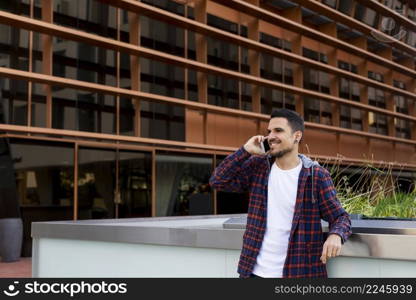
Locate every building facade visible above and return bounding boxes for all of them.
[0,0,415,256]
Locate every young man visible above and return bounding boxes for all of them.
[210,109,351,278]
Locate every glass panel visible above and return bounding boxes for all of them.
[31,83,46,127]
[140,58,185,99]
[0,78,28,125]
[304,97,321,123]
[0,24,29,71]
[118,150,152,218]
[7,139,74,256]
[140,101,185,141]
[53,38,117,86]
[260,53,283,82]
[208,75,239,109]
[52,87,116,133]
[156,153,213,216]
[54,0,118,39]
[78,147,116,219]
[141,0,185,16]
[338,0,353,15]
[323,0,337,8]
[141,16,185,57]
[207,37,239,71]
[0,1,31,17]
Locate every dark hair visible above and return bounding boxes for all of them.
[270,109,304,134]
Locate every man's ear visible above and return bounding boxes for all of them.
[294,131,302,143]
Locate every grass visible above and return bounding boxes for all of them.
[319,157,416,219]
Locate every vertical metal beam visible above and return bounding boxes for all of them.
[321,22,340,154]
[409,79,416,140]
[247,8,260,113]
[283,6,303,116]
[128,11,141,137]
[41,0,52,128]
[383,68,395,137]
[27,0,34,127]
[195,0,208,144]
[151,149,156,217]
[212,153,217,215]
[73,142,78,220]
[195,0,208,104]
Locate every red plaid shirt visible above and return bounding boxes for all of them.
[210,147,351,278]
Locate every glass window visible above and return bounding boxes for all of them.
[52,87,117,133]
[54,0,118,39]
[323,0,337,8]
[119,150,152,218]
[52,38,117,86]
[31,83,47,127]
[260,53,283,82]
[0,78,28,125]
[207,37,239,71]
[340,105,363,130]
[140,101,185,142]
[7,139,74,256]
[369,112,387,135]
[156,153,213,216]
[142,0,185,16]
[208,75,239,109]
[261,88,295,115]
[140,58,185,99]
[0,24,29,71]
[141,16,185,57]
[363,8,378,27]
[78,147,115,219]
[354,3,367,22]
[304,97,332,125]
[338,0,353,15]
[0,0,33,17]
[395,119,411,139]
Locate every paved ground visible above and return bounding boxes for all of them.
[0,258,31,278]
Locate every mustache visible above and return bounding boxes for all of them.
[267,138,281,143]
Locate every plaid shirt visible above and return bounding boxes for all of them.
[210,147,351,278]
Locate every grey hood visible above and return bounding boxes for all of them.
[298,154,320,169]
[299,154,320,203]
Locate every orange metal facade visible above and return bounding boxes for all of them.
[0,0,415,229]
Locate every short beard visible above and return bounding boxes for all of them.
[270,147,293,158]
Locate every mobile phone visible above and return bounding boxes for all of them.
[261,139,270,153]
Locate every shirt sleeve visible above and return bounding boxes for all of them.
[317,168,352,243]
[209,146,253,193]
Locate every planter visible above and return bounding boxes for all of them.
[0,218,23,262]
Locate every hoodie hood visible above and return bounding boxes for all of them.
[298,154,320,169]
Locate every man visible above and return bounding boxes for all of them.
[209,109,351,278]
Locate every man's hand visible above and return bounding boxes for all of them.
[320,234,342,264]
[244,135,267,155]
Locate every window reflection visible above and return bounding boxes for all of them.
[0,78,28,126]
[156,154,213,216]
[8,139,74,256]
[78,148,116,219]
[119,150,152,218]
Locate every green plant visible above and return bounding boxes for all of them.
[319,157,416,219]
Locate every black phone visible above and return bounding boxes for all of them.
[262,139,270,153]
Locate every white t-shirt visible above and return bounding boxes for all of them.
[252,159,302,278]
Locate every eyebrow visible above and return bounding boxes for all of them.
[267,127,285,133]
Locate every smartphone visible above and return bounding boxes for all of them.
[261,139,270,153]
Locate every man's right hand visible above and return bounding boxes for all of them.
[244,135,267,155]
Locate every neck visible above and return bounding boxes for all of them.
[274,151,300,170]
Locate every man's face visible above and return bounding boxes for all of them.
[266,117,301,158]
